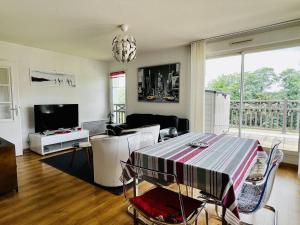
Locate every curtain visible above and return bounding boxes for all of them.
[190,40,206,132]
[110,71,125,78]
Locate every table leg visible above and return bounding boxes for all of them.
[85,147,93,172]
[222,206,227,225]
[69,148,77,168]
[133,177,138,225]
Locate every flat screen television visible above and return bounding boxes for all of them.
[34,104,78,133]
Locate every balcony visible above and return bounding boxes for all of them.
[229,100,300,152]
[112,101,299,152]
[113,104,126,124]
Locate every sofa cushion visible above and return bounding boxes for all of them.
[178,118,189,133]
[126,114,156,128]
[125,114,189,134]
[153,115,178,129]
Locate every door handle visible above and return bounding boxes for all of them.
[9,105,19,116]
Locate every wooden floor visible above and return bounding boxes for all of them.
[0,151,299,225]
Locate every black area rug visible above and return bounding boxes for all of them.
[41,149,124,195]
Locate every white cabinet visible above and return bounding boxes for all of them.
[205,90,230,135]
[29,130,89,155]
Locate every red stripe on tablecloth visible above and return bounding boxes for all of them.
[175,134,224,183]
[168,134,217,161]
[169,146,195,160]
[222,185,240,219]
[232,141,259,182]
[177,134,224,164]
[178,147,207,163]
[222,141,262,221]
[232,207,239,218]
[233,145,258,190]
[257,144,263,152]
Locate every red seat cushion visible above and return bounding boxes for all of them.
[130,187,203,223]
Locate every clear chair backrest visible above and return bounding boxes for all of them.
[120,161,188,224]
[253,150,283,212]
[140,131,155,149]
[127,134,140,158]
[264,139,282,176]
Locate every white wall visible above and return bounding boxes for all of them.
[109,46,191,119]
[0,41,109,149]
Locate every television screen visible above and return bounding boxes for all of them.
[34,104,78,133]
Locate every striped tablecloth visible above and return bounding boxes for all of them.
[124,132,263,225]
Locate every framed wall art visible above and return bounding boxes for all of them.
[30,70,76,87]
[138,63,180,103]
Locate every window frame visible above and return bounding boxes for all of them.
[109,71,127,123]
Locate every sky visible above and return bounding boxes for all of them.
[205,46,300,87]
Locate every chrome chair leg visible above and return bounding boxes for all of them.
[186,185,189,197]
[214,205,222,219]
[203,207,209,225]
[240,222,252,225]
[264,204,278,225]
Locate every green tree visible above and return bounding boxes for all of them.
[279,69,300,100]
[207,73,241,100]
[207,67,300,101]
[243,68,277,100]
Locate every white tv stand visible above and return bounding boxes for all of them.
[29,130,89,155]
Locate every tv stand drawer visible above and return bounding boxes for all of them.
[41,130,89,145]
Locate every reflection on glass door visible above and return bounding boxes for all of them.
[0,67,13,120]
[206,46,300,156]
[242,47,300,153]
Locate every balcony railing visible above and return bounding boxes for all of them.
[230,100,300,133]
[113,104,126,124]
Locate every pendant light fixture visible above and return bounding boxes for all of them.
[112,24,137,63]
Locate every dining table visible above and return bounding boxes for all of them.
[123,132,263,225]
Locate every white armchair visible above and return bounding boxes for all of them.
[91,132,141,187]
[91,125,160,187]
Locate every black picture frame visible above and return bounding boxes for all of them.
[137,63,180,103]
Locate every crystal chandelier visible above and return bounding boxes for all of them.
[112,24,137,63]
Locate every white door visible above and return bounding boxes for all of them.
[0,62,22,155]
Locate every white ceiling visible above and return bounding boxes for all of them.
[0,0,299,61]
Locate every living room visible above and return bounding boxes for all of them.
[0,1,300,225]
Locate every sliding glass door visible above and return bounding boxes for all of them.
[242,47,300,154]
[206,45,300,156]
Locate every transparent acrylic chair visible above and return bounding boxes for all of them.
[127,131,191,197]
[120,161,209,225]
[199,143,283,221]
[237,149,284,225]
[264,138,282,176]
[127,133,141,159]
[246,138,282,183]
[140,131,156,148]
[127,131,156,158]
